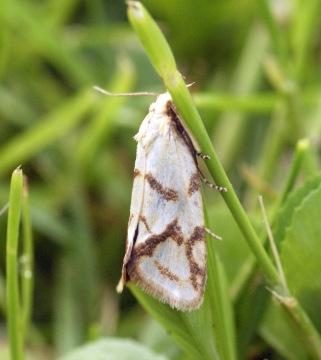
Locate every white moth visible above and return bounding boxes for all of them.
[114,91,227,311]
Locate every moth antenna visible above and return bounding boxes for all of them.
[205,228,222,240]
[93,86,159,97]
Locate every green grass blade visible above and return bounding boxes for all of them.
[0,89,94,177]
[21,177,34,339]
[126,0,281,291]
[6,167,24,360]
[129,283,219,360]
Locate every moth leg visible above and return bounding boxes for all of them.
[197,166,227,192]
[196,152,210,160]
[195,153,227,191]
[199,171,227,191]
[169,106,227,192]
[205,228,222,240]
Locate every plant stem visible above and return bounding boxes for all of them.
[257,0,287,67]
[6,167,24,360]
[126,2,321,357]
[21,176,34,338]
[278,138,310,205]
[127,0,281,289]
[0,89,94,177]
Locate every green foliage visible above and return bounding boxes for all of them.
[57,338,169,360]
[2,0,321,359]
[281,177,321,331]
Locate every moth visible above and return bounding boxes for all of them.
[110,91,227,311]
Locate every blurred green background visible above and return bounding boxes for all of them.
[1,0,321,359]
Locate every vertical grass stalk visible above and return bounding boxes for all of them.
[21,176,34,338]
[126,2,321,356]
[6,167,24,360]
[126,0,281,289]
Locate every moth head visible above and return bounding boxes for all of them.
[153,93,173,115]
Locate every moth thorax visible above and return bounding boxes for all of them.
[154,93,173,115]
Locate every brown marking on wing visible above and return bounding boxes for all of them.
[127,219,185,291]
[140,215,152,233]
[133,168,141,178]
[128,214,134,227]
[154,259,180,282]
[188,173,201,196]
[185,226,206,291]
[145,173,179,201]
[129,219,184,260]
[166,104,197,160]
[126,218,206,311]
[118,234,134,289]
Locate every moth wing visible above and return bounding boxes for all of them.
[116,142,146,293]
[127,123,206,311]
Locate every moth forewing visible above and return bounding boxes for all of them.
[116,142,146,293]
[166,100,202,155]
[116,92,225,311]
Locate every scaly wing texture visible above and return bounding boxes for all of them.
[127,110,206,311]
[116,111,152,293]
